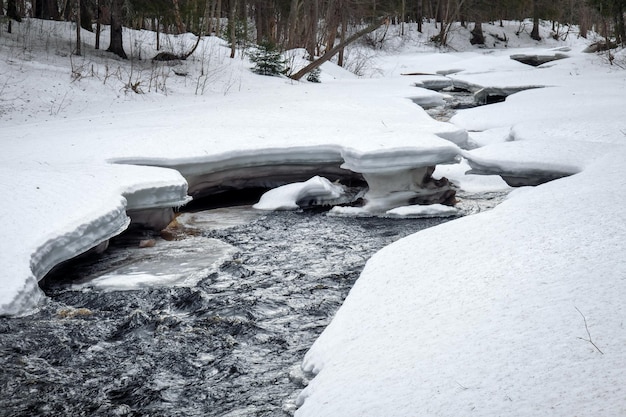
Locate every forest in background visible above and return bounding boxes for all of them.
[1,0,625,62]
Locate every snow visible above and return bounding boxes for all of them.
[2,16,626,417]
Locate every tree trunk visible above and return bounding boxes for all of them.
[207,0,215,34]
[107,0,127,59]
[401,0,405,36]
[75,0,81,55]
[229,0,237,57]
[7,0,21,22]
[242,0,248,44]
[305,0,318,58]
[172,0,185,33]
[323,0,338,53]
[95,0,101,49]
[215,0,222,35]
[288,0,299,48]
[470,21,484,45]
[36,0,60,19]
[614,2,626,45]
[290,18,384,81]
[255,0,263,41]
[337,3,346,67]
[417,0,423,33]
[530,0,541,41]
[80,0,92,31]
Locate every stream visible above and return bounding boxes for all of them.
[0,85,505,416]
[0,191,505,417]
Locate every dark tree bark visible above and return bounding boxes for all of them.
[337,1,346,66]
[95,0,101,49]
[229,0,237,58]
[470,20,484,44]
[35,0,61,19]
[80,0,92,31]
[107,0,127,58]
[75,0,81,55]
[530,0,541,40]
[7,0,21,22]
[417,0,423,32]
[305,0,319,59]
[171,0,185,33]
[615,3,625,44]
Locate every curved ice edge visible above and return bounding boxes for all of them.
[1,172,191,317]
[111,142,462,187]
[1,203,131,318]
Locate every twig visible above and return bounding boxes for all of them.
[455,381,469,390]
[575,306,604,355]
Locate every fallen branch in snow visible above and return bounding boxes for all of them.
[575,306,604,355]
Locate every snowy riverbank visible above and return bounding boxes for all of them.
[2,17,626,416]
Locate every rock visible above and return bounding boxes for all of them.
[138,239,156,248]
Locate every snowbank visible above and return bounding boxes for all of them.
[295,33,626,417]
[297,152,626,416]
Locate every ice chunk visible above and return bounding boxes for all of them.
[253,176,347,211]
[385,204,459,218]
[328,204,458,218]
[70,237,235,291]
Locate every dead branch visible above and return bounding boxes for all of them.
[575,306,604,355]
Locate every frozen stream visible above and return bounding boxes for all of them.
[0,194,504,417]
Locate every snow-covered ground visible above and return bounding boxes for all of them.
[2,17,626,415]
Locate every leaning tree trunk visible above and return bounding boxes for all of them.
[107,0,127,58]
[290,18,385,81]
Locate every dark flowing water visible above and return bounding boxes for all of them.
[0,196,503,417]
